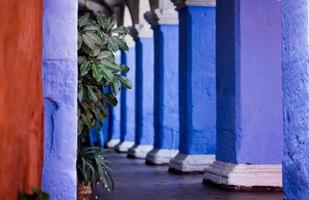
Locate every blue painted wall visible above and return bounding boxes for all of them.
[135,37,155,145]
[216,0,283,164]
[42,0,77,199]
[153,25,179,150]
[108,55,122,142]
[282,0,309,199]
[178,6,216,155]
[120,48,135,142]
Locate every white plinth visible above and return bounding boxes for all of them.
[127,144,153,159]
[114,141,135,153]
[146,148,178,165]
[203,161,282,188]
[169,153,215,173]
[106,139,120,148]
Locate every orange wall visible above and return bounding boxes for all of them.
[0,0,44,198]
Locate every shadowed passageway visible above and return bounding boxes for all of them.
[93,154,283,200]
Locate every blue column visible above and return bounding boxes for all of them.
[115,45,136,152]
[42,0,77,199]
[282,0,309,199]
[145,24,180,165]
[128,33,155,159]
[204,0,283,189]
[169,3,216,173]
[106,54,122,148]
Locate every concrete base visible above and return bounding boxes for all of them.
[203,161,282,189]
[106,139,120,148]
[169,153,215,173]
[127,144,153,159]
[114,141,135,153]
[146,148,178,165]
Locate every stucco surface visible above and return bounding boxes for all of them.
[153,25,180,150]
[135,38,155,145]
[42,0,78,199]
[179,6,216,155]
[282,0,309,199]
[216,0,283,164]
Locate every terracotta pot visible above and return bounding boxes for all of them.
[77,182,92,200]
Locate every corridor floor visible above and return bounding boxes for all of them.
[93,153,283,200]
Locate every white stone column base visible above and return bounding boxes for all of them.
[203,161,282,188]
[146,148,178,165]
[127,144,153,159]
[106,139,120,148]
[114,141,135,153]
[169,153,215,173]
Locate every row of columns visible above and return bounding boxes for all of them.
[106,0,282,187]
[39,0,309,199]
[100,0,309,198]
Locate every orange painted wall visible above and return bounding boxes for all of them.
[0,0,44,199]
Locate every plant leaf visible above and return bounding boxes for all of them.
[113,36,129,51]
[87,86,98,102]
[104,94,118,106]
[96,51,113,61]
[116,75,132,89]
[82,33,96,51]
[107,15,117,31]
[112,26,129,35]
[101,60,122,71]
[92,64,103,81]
[78,84,84,102]
[102,68,114,82]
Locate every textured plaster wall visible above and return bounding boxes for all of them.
[282,0,309,199]
[42,0,78,199]
[135,38,155,145]
[216,0,283,164]
[109,55,122,142]
[120,48,136,142]
[178,7,216,155]
[154,25,179,150]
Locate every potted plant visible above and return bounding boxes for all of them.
[77,146,114,199]
[77,11,131,199]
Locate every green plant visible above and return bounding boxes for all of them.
[78,11,132,136]
[77,147,114,191]
[20,189,50,200]
[77,11,131,192]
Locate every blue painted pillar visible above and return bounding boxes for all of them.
[106,54,122,148]
[282,0,309,199]
[42,0,77,199]
[115,38,136,152]
[204,0,283,189]
[144,5,180,165]
[169,1,216,173]
[128,25,155,159]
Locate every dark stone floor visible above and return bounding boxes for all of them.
[93,153,283,200]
